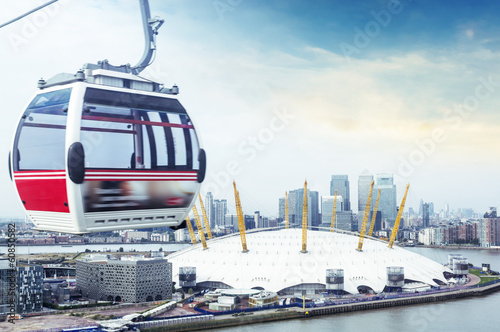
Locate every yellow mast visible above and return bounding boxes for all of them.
[368,189,381,237]
[285,192,289,229]
[357,181,374,251]
[192,205,207,250]
[184,216,197,244]
[330,190,337,232]
[301,180,308,253]
[388,184,410,248]
[233,181,249,252]
[198,194,212,240]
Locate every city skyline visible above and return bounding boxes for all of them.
[1,1,499,219]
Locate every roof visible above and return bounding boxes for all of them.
[167,228,452,294]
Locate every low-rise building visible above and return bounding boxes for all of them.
[76,254,172,303]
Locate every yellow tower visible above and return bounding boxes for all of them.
[301,180,308,253]
[367,189,381,237]
[388,184,410,248]
[357,181,374,251]
[192,205,207,250]
[233,181,249,252]
[184,216,197,244]
[198,194,212,240]
[330,190,337,232]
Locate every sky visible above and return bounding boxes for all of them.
[0,0,499,218]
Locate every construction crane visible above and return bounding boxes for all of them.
[301,180,308,253]
[330,190,337,232]
[388,184,410,248]
[198,194,213,240]
[357,181,374,251]
[192,205,208,250]
[184,216,197,244]
[233,181,249,252]
[285,192,289,229]
[367,189,381,237]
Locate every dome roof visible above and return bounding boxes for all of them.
[168,228,450,294]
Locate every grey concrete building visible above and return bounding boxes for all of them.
[76,254,172,303]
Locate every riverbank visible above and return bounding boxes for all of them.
[415,244,500,250]
[144,280,500,331]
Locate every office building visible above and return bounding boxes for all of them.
[374,174,397,226]
[321,196,343,225]
[214,199,227,227]
[358,175,374,212]
[422,203,430,228]
[205,192,215,229]
[1,260,43,314]
[330,175,350,211]
[77,254,172,303]
[285,187,320,227]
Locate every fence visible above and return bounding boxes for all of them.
[132,314,214,329]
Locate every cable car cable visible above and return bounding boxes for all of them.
[0,0,59,29]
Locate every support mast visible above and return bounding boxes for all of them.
[330,190,337,232]
[388,184,410,248]
[198,194,212,239]
[357,181,374,251]
[301,180,308,253]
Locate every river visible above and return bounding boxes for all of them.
[10,243,189,255]
[220,247,500,332]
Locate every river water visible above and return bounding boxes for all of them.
[10,243,189,255]
[220,247,500,332]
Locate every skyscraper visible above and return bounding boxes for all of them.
[282,187,320,226]
[358,174,374,212]
[205,192,215,229]
[214,199,227,227]
[330,175,350,211]
[374,173,397,226]
[422,203,430,228]
[321,196,343,225]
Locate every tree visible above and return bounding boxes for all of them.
[188,288,193,295]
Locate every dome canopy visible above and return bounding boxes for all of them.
[168,228,451,294]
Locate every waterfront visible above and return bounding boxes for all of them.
[220,247,500,332]
[10,243,190,255]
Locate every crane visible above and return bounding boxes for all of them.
[233,181,249,252]
[357,181,374,251]
[198,194,213,240]
[368,189,381,237]
[192,205,207,250]
[301,180,308,253]
[285,192,289,229]
[388,184,410,248]
[330,190,337,232]
[184,216,197,244]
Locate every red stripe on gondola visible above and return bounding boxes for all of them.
[85,170,197,174]
[13,171,69,213]
[82,115,195,129]
[84,170,197,181]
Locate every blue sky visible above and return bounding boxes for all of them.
[0,0,499,218]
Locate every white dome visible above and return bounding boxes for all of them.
[167,228,450,294]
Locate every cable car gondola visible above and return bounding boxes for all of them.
[8,1,206,234]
